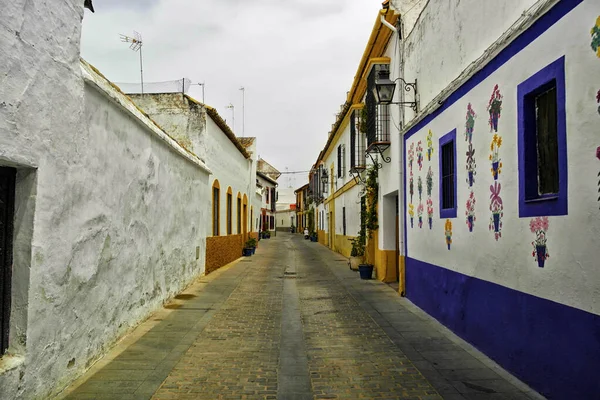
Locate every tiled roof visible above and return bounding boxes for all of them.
[237,137,256,149]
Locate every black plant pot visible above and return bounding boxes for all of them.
[358,264,374,280]
[242,247,253,256]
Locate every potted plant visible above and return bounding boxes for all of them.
[245,237,257,255]
[348,236,364,271]
[357,165,379,280]
[310,231,317,242]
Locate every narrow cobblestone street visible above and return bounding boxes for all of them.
[59,234,541,400]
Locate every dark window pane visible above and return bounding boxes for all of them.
[441,142,455,210]
[213,188,219,236]
[535,86,559,195]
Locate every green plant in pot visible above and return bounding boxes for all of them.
[245,237,257,254]
[348,236,364,271]
[357,164,379,279]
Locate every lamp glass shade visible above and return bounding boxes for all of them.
[374,80,396,104]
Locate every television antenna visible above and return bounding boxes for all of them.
[119,31,144,94]
[239,86,245,137]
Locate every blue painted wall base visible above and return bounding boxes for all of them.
[406,257,600,399]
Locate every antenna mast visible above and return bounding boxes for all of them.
[119,31,144,94]
[226,103,235,132]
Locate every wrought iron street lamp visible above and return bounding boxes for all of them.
[373,69,418,112]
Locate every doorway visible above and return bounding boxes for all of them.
[0,167,16,355]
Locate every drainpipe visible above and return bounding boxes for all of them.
[381,12,407,296]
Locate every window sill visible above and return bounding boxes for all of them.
[524,195,558,203]
[440,208,457,219]
[0,354,25,375]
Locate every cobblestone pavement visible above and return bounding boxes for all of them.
[59,233,542,400]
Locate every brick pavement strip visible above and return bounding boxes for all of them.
[295,239,442,400]
[151,250,284,400]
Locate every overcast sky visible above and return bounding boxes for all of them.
[81,0,383,189]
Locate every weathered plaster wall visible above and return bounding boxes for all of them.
[205,235,243,274]
[129,94,207,160]
[402,1,599,397]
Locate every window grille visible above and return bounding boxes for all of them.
[0,167,15,355]
[213,187,220,236]
[342,207,346,236]
[366,64,391,150]
[226,193,232,235]
[350,109,366,171]
[237,197,242,234]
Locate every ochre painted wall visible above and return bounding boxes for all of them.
[206,234,243,274]
[334,234,354,258]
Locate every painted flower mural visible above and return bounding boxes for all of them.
[530,217,550,268]
[597,146,600,210]
[487,85,503,132]
[427,198,434,229]
[426,130,434,161]
[408,203,414,228]
[466,142,476,187]
[445,219,452,250]
[465,191,476,232]
[417,176,423,202]
[489,182,503,241]
[489,134,503,180]
[416,141,424,170]
[426,167,433,197]
[465,103,476,142]
[597,89,600,115]
[408,143,415,173]
[591,16,600,58]
[417,203,424,229]
[409,174,414,203]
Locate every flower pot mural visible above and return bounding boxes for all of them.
[426,167,433,197]
[488,182,503,241]
[408,142,415,173]
[426,198,434,230]
[409,174,414,203]
[417,176,423,202]
[591,16,600,58]
[426,130,434,161]
[465,191,476,232]
[530,216,550,268]
[597,145,600,210]
[417,203,424,229]
[445,219,452,250]
[465,103,476,142]
[465,142,476,187]
[489,134,503,180]
[487,85,503,132]
[416,141,424,171]
[408,204,414,228]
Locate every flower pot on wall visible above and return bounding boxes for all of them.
[492,213,500,232]
[492,162,499,180]
[468,171,474,187]
[467,215,474,232]
[536,245,546,268]
[490,112,499,132]
[428,217,432,230]
[358,264,374,280]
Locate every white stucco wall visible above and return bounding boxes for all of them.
[205,116,253,235]
[404,1,600,315]
[401,0,538,111]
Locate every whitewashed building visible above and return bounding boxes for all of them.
[0,2,212,397]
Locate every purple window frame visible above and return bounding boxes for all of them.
[439,129,457,218]
[517,56,567,217]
